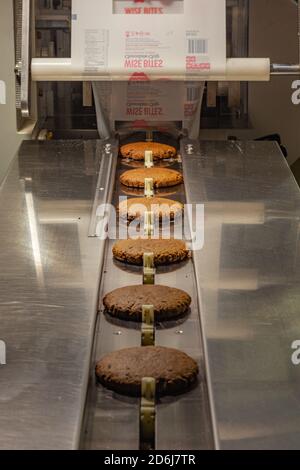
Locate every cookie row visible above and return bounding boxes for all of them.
[96,141,197,399]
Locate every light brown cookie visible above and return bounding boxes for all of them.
[118,197,183,221]
[96,346,198,397]
[112,238,189,266]
[103,285,191,322]
[120,142,177,161]
[120,168,183,189]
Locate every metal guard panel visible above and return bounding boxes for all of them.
[0,140,117,449]
[181,140,300,450]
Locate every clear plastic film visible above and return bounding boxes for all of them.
[92,80,205,138]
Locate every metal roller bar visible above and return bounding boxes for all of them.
[31,58,271,82]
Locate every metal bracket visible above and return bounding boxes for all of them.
[16,0,31,118]
[88,140,118,237]
[144,178,154,198]
[141,305,155,346]
[145,150,154,168]
[144,211,154,237]
[143,252,155,285]
[140,377,156,450]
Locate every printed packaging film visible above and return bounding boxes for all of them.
[72,0,227,79]
[31,0,270,82]
[88,1,213,136]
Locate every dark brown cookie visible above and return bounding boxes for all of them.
[112,239,188,266]
[103,285,191,322]
[120,142,177,161]
[95,346,198,397]
[120,168,183,189]
[118,197,183,221]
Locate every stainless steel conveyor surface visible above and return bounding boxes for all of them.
[1,139,300,450]
[181,140,300,450]
[0,140,116,449]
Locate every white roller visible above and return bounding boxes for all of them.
[31,58,72,80]
[31,58,271,82]
[226,58,270,81]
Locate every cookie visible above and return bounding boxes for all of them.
[96,346,198,397]
[120,142,177,161]
[120,168,183,189]
[103,285,191,322]
[112,239,188,266]
[118,197,183,221]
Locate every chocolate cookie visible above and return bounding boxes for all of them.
[120,168,183,189]
[96,346,198,397]
[112,239,188,266]
[120,142,177,161]
[118,197,183,221]
[103,285,191,322]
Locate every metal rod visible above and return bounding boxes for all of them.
[271,64,300,75]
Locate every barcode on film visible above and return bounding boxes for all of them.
[186,87,201,102]
[187,38,208,55]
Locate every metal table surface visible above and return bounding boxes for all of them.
[0,139,116,450]
[181,140,300,450]
[1,138,300,450]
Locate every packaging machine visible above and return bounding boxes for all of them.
[0,0,300,450]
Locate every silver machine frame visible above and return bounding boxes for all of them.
[0,0,300,450]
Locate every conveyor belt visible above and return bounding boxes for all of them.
[81,138,214,450]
